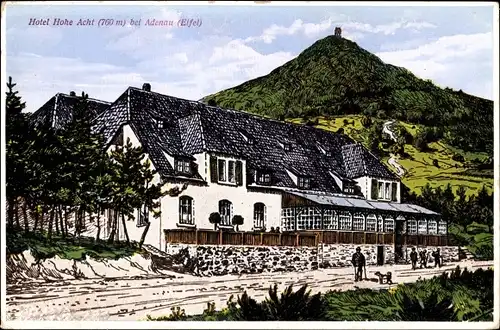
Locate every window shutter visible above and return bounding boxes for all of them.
[210,155,218,182]
[247,169,255,185]
[192,199,195,223]
[391,182,398,201]
[371,179,379,199]
[235,160,243,186]
[174,159,178,173]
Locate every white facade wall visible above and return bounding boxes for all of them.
[107,124,282,250]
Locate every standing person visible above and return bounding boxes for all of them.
[410,247,418,270]
[419,249,428,269]
[351,247,366,282]
[432,248,441,268]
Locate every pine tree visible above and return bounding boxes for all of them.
[5,77,30,231]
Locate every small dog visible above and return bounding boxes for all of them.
[374,271,393,284]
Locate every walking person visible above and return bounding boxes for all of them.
[410,247,418,270]
[432,248,442,268]
[351,247,366,282]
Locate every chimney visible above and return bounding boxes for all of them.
[70,91,76,96]
[142,83,151,92]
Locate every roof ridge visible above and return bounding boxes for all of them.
[58,92,112,105]
[128,85,345,136]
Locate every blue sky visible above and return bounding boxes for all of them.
[5,3,496,112]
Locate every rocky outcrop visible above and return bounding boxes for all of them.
[6,248,194,284]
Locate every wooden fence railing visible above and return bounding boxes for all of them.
[163,229,421,247]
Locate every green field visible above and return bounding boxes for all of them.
[290,115,493,197]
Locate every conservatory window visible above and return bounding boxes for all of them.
[366,215,377,232]
[385,218,395,233]
[428,220,437,235]
[353,214,365,231]
[418,220,428,234]
[339,212,352,231]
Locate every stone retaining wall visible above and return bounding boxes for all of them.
[166,243,458,276]
[319,244,395,267]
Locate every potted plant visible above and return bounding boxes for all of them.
[209,212,221,231]
[232,215,244,232]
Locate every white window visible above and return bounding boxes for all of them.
[353,214,364,231]
[366,214,377,231]
[385,217,395,233]
[217,159,236,183]
[339,212,352,230]
[297,208,315,230]
[253,203,266,229]
[219,200,233,226]
[179,196,194,225]
[344,183,355,194]
[377,215,384,232]
[257,172,271,184]
[228,161,236,183]
[218,159,226,181]
[438,221,447,235]
[282,143,292,151]
[418,220,427,234]
[408,220,418,234]
[428,220,437,234]
[176,159,191,174]
[385,182,391,199]
[323,209,334,230]
[375,180,396,201]
[298,177,311,189]
[281,208,295,231]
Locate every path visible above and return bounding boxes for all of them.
[5,260,492,322]
[383,120,406,177]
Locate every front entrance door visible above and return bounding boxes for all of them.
[377,245,384,266]
[395,220,406,263]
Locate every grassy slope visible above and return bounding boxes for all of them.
[7,230,141,261]
[203,35,493,155]
[290,115,492,197]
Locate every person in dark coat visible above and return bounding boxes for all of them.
[351,247,366,282]
[432,248,441,268]
[410,247,418,270]
[419,249,428,269]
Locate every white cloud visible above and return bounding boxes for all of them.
[341,20,436,36]
[245,18,335,44]
[9,37,295,112]
[244,17,437,44]
[375,32,493,99]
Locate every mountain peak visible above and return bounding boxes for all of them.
[202,35,493,153]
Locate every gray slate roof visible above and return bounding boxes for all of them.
[31,93,110,130]
[92,86,398,191]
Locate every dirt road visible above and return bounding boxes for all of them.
[5,260,492,321]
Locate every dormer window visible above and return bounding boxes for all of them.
[279,141,293,151]
[344,182,355,194]
[175,158,191,174]
[257,171,272,185]
[298,177,311,189]
[153,118,166,128]
[239,131,253,144]
[317,143,332,156]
